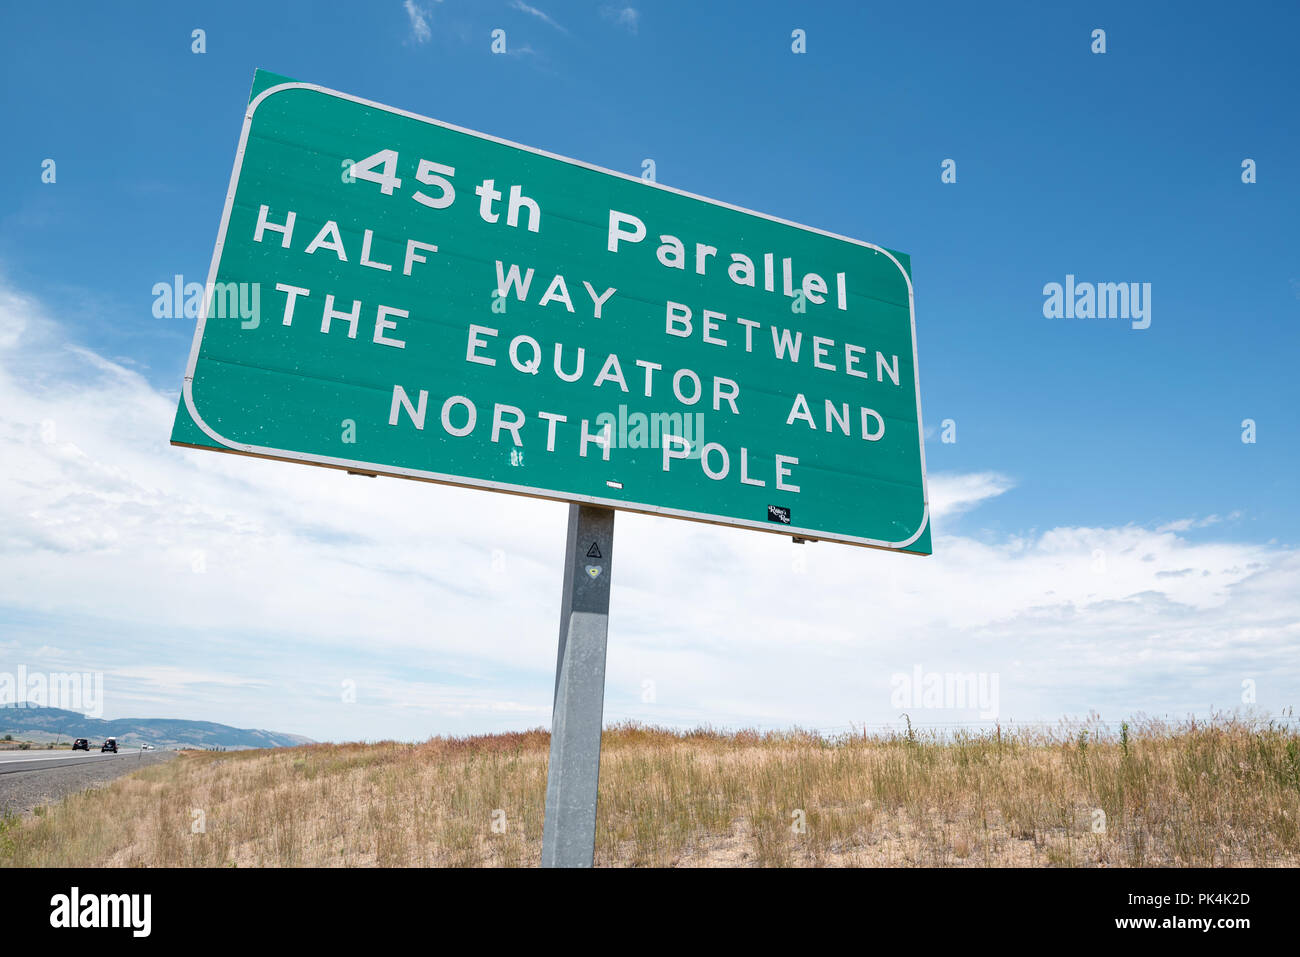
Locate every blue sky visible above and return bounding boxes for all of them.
[1,1,1297,741]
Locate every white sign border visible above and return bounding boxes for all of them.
[178,79,931,552]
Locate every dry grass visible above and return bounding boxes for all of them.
[2,715,1298,867]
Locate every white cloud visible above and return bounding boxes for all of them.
[510,1,567,33]
[601,5,639,34]
[928,471,1014,521]
[403,0,432,45]
[1155,514,1228,533]
[0,279,1296,740]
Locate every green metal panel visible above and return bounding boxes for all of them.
[174,70,931,553]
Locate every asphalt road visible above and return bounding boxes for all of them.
[0,748,176,816]
[0,747,148,775]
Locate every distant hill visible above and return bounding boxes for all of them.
[0,706,313,750]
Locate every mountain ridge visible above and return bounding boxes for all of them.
[0,705,313,749]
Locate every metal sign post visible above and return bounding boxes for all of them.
[541,503,614,867]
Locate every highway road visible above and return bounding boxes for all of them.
[0,747,147,775]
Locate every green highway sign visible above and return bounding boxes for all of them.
[173,70,931,553]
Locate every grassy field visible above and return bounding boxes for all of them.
[2,716,1298,867]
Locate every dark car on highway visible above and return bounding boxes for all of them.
[72,738,89,751]
[101,738,117,753]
